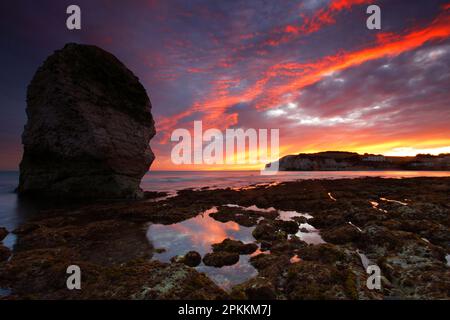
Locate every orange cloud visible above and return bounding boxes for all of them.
[256,11,450,110]
[158,9,450,137]
[273,0,372,42]
[152,7,450,171]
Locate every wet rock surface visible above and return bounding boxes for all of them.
[210,206,277,227]
[18,43,155,200]
[1,177,449,299]
[212,238,258,255]
[274,220,299,234]
[231,277,277,299]
[170,251,201,267]
[0,245,11,263]
[203,252,240,267]
[252,220,288,241]
[321,224,361,244]
[0,227,11,263]
[0,227,8,241]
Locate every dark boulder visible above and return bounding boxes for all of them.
[231,277,277,300]
[0,227,8,241]
[321,224,361,244]
[274,220,299,234]
[0,245,11,262]
[171,251,202,267]
[18,43,155,199]
[212,238,258,255]
[252,220,287,241]
[203,252,240,267]
[252,221,277,241]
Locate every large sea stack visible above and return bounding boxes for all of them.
[18,43,155,199]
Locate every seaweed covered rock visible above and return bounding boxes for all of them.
[18,43,155,199]
[0,245,11,263]
[171,251,202,267]
[274,220,299,234]
[210,206,277,227]
[203,252,240,267]
[212,238,258,255]
[0,227,8,241]
[252,220,287,241]
[252,223,276,241]
[321,224,361,244]
[231,277,277,300]
[0,251,226,299]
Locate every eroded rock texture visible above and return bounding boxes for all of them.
[18,43,155,199]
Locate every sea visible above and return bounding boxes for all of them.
[2,169,450,239]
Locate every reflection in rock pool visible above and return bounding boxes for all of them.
[294,222,325,245]
[146,207,260,290]
[277,209,325,245]
[146,205,325,289]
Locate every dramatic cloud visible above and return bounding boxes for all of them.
[0,0,449,169]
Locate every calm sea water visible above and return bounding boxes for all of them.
[2,170,450,234]
[141,170,450,192]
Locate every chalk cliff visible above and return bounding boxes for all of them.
[18,43,155,199]
[268,151,450,171]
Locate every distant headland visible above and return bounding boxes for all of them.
[267,151,450,171]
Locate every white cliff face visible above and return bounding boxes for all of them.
[18,43,155,199]
[276,155,353,171]
[270,151,450,171]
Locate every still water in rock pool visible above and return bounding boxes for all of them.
[146,205,325,290]
[146,207,259,290]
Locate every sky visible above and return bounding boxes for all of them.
[0,0,449,170]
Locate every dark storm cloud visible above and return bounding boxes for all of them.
[0,0,449,169]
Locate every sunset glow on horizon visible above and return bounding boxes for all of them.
[1,0,450,171]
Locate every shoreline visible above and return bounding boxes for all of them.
[0,176,449,299]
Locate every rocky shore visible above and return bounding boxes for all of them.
[0,177,449,299]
